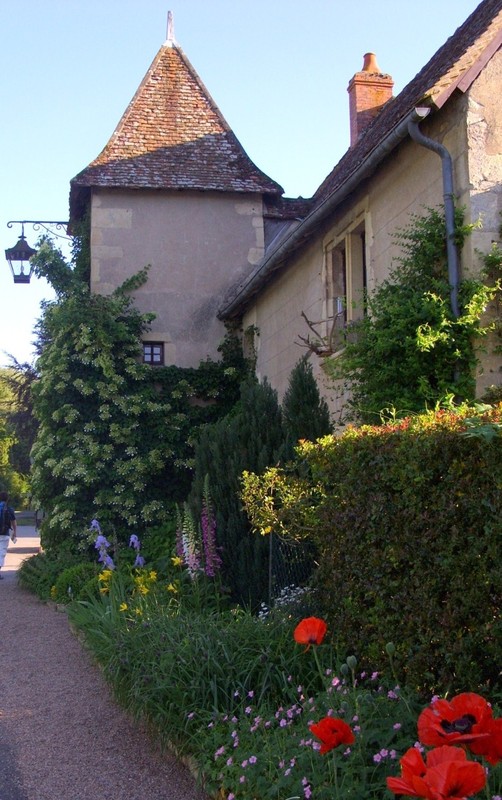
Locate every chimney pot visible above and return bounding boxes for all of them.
[362,52,381,72]
[348,53,394,147]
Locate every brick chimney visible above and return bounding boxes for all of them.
[348,53,394,147]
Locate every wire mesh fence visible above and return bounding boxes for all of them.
[267,532,316,608]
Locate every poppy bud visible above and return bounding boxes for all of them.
[386,642,396,656]
[346,655,357,671]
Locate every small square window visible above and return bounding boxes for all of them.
[143,342,164,365]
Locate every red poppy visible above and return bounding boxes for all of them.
[418,693,493,748]
[469,716,502,765]
[309,716,355,754]
[423,746,486,800]
[293,617,327,648]
[387,745,486,800]
[386,746,428,797]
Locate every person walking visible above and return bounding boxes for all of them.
[0,491,17,580]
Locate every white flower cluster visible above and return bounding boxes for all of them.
[258,584,313,621]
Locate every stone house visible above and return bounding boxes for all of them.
[69,1,502,415]
[69,14,305,369]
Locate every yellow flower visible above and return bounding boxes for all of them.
[139,584,149,595]
[149,570,157,582]
[171,556,183,567]
[119,602,128,612]
[50,585,57,600]
[167,582,178,594]
[98,569,113,582]
[99,586,109,595]
[134,607,143,616]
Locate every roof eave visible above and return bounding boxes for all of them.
[431,27,502,109]
[218,106,429,320]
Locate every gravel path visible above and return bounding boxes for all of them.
[0,527,209,800]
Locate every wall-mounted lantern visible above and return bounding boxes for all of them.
[5,220,69,284]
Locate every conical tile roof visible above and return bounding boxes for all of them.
[70,34,282,219]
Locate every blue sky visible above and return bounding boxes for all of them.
[0,0,480,366]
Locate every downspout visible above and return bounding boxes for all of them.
[407,107,460,319]
[220,107,445,320]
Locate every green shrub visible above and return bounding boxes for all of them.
[17,549,82,600]
[242,404,502,694]
[281,356,332,457]
[188,377,285,609]
[51,562,99,603]
[139,518,177,567]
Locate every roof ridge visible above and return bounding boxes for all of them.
[312,0,502,205]
[70,36,283,211]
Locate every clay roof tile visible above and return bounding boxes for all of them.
[70,38,282,220]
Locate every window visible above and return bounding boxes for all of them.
[143,342,164,366]
[325,218,367,350]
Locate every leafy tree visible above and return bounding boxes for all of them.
[325,207,496,423]
[0,371,29,505]
[1,359,38,476]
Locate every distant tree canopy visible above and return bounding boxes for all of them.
[0,367,31,505]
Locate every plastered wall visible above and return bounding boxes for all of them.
[243,65,502,415]
[90,189,265,367]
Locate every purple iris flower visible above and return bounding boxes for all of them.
[95,534,111,550]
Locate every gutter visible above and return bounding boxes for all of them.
[407,107,460,318]
[219,106,433,320]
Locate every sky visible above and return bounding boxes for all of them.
[0,0,481,367]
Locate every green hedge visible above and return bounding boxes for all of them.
[243,405,502,694]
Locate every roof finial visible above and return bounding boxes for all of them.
[166,10,175,45]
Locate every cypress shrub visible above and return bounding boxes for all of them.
[189,378,285,608]
[282,357,332,457]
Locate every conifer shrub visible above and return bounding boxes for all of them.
[242,404,502,694]
[188,377,285,609]
[281,356,332,457]
[188,362,333,610]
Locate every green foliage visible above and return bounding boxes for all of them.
[0,369,30,505]
[68,579,337,747]
[31,277,175,548]
[66,578,432,800]
[1,359,38,478]
[138,518,178,567]
[188,377,285,608]
[29,238,250,550]
[325,208,496,423]
[17,546,83,600]
[51,562,100,603]
[242,404,502,694]
[282,356,332,456]
[187,360,334,608]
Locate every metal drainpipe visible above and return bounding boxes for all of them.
[407,107,460,319]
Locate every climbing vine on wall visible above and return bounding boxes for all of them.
[29,236,251,551]
[323,207,500,423]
